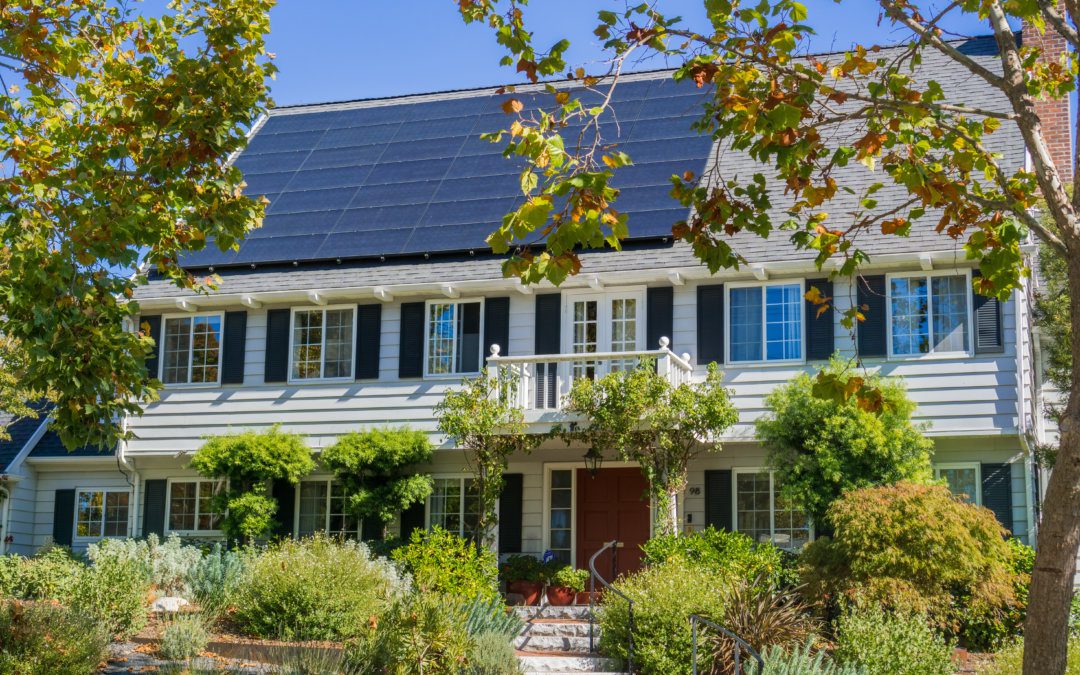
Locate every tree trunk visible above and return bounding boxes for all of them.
[666,487,680,536]
[1024,256,1080,674]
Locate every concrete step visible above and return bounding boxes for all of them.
[518,653,623,673]
[513,605,593,621]
[514,634,594,653]
[522,620,594,637]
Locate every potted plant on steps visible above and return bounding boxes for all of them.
[542,563,590,606]
[502,554,544,606]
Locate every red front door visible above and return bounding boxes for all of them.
[576,467,651,579]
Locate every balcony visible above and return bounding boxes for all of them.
[485,338,694,417]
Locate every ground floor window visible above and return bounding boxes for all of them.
[76,489,130,538]
[168,480,225,533]
[935,463,981,505]
[298,479,360,538]
[734,470,810,550]
[548,470,573,565]
[428,477,480,539]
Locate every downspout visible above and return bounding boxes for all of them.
[0,485,10,554]
[1016,258,1041,542]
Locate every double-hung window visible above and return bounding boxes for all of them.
[888,273,970,356]
[425,300,482,376]
[734,470,810,550]
[427,477,480,539]
[75,489,130,539]
[935,463,981,505]
[167,480,225,533]
[291,307,355,380]
[161,314,223,385]
[728,283,803,363]
[297,479,361,538]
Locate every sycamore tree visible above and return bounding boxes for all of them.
[456,1,1078,671]
[0,0,273,450]
[561,361,737,535]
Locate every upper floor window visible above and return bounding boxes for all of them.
[168,479,225,533]
[889,273,969,356]
[734,470,810,551]
[162,314,222,385]
[935,463,981,505]
[426,300,482,376]
[291,307,355,381]
[728,283,803,363]
[76,489,130,539]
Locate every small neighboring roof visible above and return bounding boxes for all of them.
[0,403,115,473]
[0,412,45,473]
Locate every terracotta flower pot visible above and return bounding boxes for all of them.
[576,590,600,606]
[507,580,543,606]
[546,586,576,606]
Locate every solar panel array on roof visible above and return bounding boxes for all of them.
[181,75,713,268]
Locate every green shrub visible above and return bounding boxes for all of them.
[466,631,521,675]
[392,526,499,603]
[160,613,210,661]
[186,543,246,612]
[642,527,793,590]
[714,574,819,661]
[500,554,543,583]
[985,635,1080,675]
[834,605,955,675]
[0,546,84,600]
[800,482,1018,635]
[960,537,1033,649]
[88,534,201,597]
[71,546,152,639]
[597,559,731,674]
[542,563,589,592]
[0,599,111,675]
[746,638,863,675]
[232,534,407,640]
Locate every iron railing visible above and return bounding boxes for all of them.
[588,540,634,673]
[689,614,764,675]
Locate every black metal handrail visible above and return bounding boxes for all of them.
[588,540,634,673]
[689,614,764,675]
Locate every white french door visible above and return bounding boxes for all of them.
[562,289,646,381]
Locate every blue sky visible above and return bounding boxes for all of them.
[263,1,996,106]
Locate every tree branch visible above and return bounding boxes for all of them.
[1037,0,1080,50]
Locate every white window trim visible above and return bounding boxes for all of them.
[422,299,486,379]
[541,461,650,567]
[560,287,648,355]
[934,462,982,505]
[292,477,361,539]
[885,269,974,360]
[425,473,487,540]
[287,305,358,384]
[158,311,225,388]
[73,488,132,542]
[164,478,226,536]
[724,280,806,366]
[731,468,814,550]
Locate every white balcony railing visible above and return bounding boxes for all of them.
[485,337,694,411]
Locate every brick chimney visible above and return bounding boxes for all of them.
[1022,18,1074,183]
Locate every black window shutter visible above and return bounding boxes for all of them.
[805,278,834,361]
[697,285,725,364]
[703,470,733,531]
[264,308,291,383]
[52,489,75,547]
[981,462,1014,534]
[271,480,296,538]
[140,315,162,380]
[856,275,887,358]
[399,302,426,378]
[484,297,511,359]
[647,286,674,351]
[534,293,562,354]
[972,271,1004,354]
[221,311,248,385]
[399,500,426,542]
[355,303,382,380]
[142,479,167,537]
[498,473,524,554]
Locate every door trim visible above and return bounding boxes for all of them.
[541,460,649,567]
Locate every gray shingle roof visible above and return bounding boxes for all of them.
[0,412,44,473]
[0,402,115,470]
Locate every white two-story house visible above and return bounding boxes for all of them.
[0,33,1063,571]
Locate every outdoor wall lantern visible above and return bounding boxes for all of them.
[583,447,603,477]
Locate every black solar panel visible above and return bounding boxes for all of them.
[182,74,713,268]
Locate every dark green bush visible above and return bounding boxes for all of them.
[392,526,499,603]
[232,535,408,640]
[642,527,794,589]
[834,605,955,675]
[500,553,543,583]
[0,599,111,675]
[960,537,1033,649]
[597,559,731,674]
